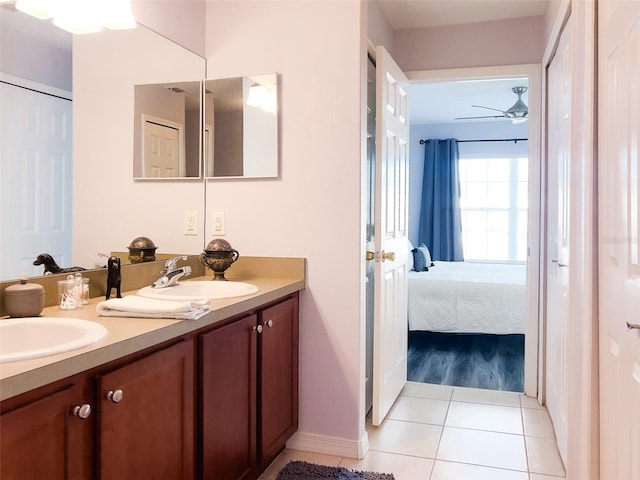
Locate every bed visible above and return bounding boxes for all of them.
[408,261,527,335]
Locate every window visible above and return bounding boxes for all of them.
[458,157,528,262]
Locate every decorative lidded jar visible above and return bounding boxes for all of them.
[200,238,239,280]
[4,275,45,317]
[127,236,157,264]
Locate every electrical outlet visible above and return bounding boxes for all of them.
[184,211,197,235]
[213,212,225,236]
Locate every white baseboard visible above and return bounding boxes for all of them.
[286,430,370,459]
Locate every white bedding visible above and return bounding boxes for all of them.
[408,261,526,335]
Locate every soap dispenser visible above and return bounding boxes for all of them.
[4,274,45,317]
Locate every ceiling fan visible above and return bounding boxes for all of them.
[455,86,528,124]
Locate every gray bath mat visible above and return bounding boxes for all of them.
[276,460,395,480]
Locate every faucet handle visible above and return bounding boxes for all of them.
[164,256,187,272]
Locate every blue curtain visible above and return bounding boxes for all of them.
[418,138,464,261]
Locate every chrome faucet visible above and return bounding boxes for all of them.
[151,256,192,288]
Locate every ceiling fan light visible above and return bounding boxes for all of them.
[15,0,56,20]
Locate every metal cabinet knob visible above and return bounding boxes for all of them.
[72,404,92,419]
[106,389,124,403]
[626,322,640,331]
[253,325,263,334]
[265,319,274,328]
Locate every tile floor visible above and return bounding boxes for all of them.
[259,382,566,480]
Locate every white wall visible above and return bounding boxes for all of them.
[367,0,395,56]
[132,0,206,57]
[204,0,365,445]
[0,9,71,91]
[393,16,545,71]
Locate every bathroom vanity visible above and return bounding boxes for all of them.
[0,257,304,480]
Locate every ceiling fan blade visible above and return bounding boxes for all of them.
[455,115,506,120]
[471,104,507,114]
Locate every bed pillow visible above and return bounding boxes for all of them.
[408,240,414,270]
[412,243,432,271]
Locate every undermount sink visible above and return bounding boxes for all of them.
[137,281,259,301]
[0,317,108,363]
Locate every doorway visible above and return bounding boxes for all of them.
[404,65,542,398]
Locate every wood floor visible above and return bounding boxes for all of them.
[407,331,524,392]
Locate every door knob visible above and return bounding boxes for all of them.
[381,251,396,262]
[366,251,375,261]
[72,404,92,419]
[106,389,124,403]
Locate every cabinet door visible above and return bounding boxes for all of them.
[260,297,299,463]
[1,385,87,480]
[200,314,258,480]
[96,341,194,480]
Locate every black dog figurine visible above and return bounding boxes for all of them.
[105,256,122,300]
[33,253,86,275]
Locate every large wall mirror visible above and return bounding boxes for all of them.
[0,5,206,281]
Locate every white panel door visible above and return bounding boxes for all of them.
[545,15,572,465]
[143,119,181,178]
[598,2,640,479]
[372,46,409,426]
[0,82,72,279]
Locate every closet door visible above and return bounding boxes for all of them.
[598,1,640,479]
[545,14,572,465]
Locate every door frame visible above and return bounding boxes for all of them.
[405,64,543,398]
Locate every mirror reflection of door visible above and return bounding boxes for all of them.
[0,80,72,279]
[142,116,183,178]
[134,81,200,179]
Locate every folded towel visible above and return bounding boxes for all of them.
[96,295,211,320]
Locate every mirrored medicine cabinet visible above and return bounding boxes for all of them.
[134,73,278,180]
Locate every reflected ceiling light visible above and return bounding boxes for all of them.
[14,0,136,34]
[53,0,101,34]
[247,85,276,114]
[15,0,56,20]
[101,0,136,30]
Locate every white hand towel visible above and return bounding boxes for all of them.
[96,295,211,320]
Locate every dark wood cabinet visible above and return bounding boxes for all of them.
[0,385,88,480]
[199,294,299,480]
[0,293,298,480]
[259,297,299,465]
[200,314,258,480]
[96,340,194,480]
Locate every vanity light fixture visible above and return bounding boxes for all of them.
[14,0,135,34]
